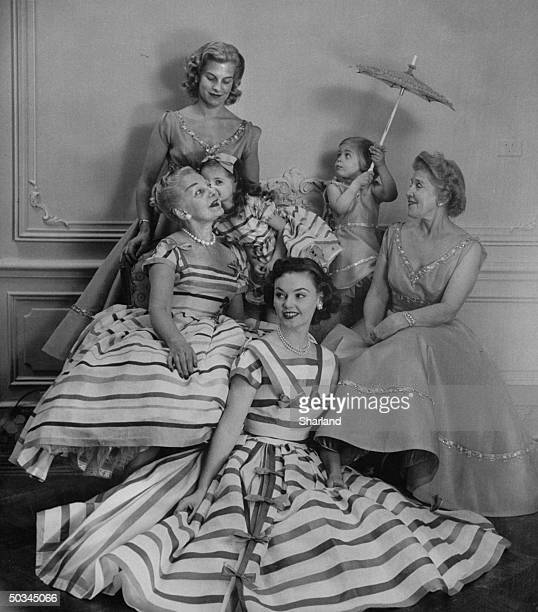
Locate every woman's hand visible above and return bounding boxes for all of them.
[372,312,407,342]
[177,489,206,523]
[327,472,346,488]
[167,336,198,378]
[124,230,152,265]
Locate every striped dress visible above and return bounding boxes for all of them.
[34,339,508,611]
[10,237,248,481]
[214,195,342,302]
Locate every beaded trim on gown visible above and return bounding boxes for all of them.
[318,222,538,516]
[42,111,261,361]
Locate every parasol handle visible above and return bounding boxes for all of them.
[368,55,417,172]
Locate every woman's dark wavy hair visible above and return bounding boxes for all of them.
[182,41,245,105]
[263,258,341,325]
[413,151,466,217]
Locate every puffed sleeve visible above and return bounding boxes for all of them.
[246,195,277,223]
[156,111,175,148]
[142,237,185,273]
[242,122,262,158]
[231,347,263,388]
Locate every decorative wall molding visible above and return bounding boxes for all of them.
[7,291,79,386]
[462,224,538,247]
[12,0,130,242]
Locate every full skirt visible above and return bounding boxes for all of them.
[10,305,245,480]
[36,437,508,611]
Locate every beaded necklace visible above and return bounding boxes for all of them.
[277,327,311,355]
[182,228,216,247]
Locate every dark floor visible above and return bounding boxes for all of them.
[2,459,538,612]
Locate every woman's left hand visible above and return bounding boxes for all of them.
[372,312,406,342]
[177,489,206,523]
[327,473,346,488]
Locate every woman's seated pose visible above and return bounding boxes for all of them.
[33,258,507,611]
[10,167,249,481]
[43,41,261,362]
[318,151,538,516]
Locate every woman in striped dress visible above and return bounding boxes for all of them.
[10,167,248,481]
[34,258,507,611]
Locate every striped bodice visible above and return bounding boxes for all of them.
[143,237,248,318]
[232,338,338,441]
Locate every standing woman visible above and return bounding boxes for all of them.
[43,41,261,361]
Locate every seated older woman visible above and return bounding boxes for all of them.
[317,151,538,517]
[10,167,249,481]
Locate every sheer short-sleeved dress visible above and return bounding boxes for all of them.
[215,195,342,302]
[10,236,248,480]
[325,180,381,291]
[33,337,508,611]
[42,110,261,361]
[319,222,538,516]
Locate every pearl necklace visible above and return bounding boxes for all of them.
[277,327,311,355]
[182,228,216,247]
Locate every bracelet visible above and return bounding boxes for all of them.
[138,218,150,225]
[403,311,416,327]
[70,304,95,320]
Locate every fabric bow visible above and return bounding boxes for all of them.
[244,493,290,510]
[254,466,282,476]
[230,528,272,544]
[221,564,256,586]
[201,152,238,175]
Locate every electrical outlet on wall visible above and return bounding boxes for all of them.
[497,139,523,157]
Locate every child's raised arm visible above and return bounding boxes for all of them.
[325,171,374,216]
[369,144,398,203]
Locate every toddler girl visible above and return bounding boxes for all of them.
[324,137,397,326]
[200,154,341,306]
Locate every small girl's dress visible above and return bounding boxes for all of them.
[214,195,342,303]
[318,222,538,516]
[325,179,381,293]
[34,337,508,611]
[10,236,248,480]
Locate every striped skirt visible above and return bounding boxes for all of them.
[36,436,508,610]
[10,304,245,480]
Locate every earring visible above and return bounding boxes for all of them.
[180,209,192,220]
[436,201,445,208]
[316,302,323,310]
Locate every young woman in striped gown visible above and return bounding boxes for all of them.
[10,167,248,480]
[33,258,507,611]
